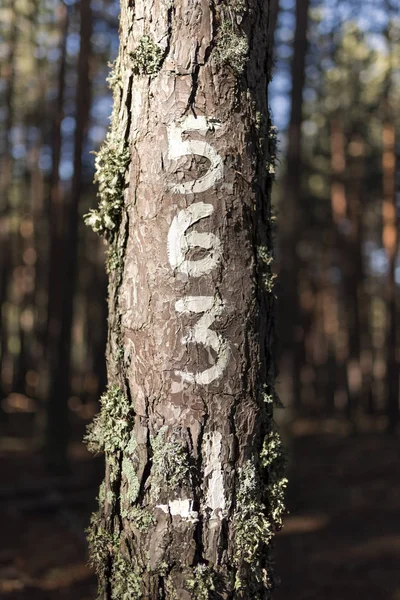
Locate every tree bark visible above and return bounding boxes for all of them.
[86,2,285,599]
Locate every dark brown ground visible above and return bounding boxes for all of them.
[1,421,399,599]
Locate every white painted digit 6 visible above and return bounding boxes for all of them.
[167,202,222,277]
[167,115,224,194]
[174,296,230,385]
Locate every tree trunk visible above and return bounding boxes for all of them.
[85,1,285,599]
[46,0,92,470]
[382,119,399,433]
[280,0,309,411]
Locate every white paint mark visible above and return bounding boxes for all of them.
[167,202,222,278]
[156,498,198,522]
[203,431,225,518]
[174,296,230,385]
[167,115,224,194]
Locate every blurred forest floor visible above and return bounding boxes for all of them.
[0,420,399,600]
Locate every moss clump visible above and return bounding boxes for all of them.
[111,553,142,600]
[84,134,130,240]
[85,385,133,455]
[150,427,191,500]
[215,20,249,74]
[130,36,163,76]
[187,564,216,600]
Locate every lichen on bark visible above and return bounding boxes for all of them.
[84,57,130,240]
[130,36,163,76]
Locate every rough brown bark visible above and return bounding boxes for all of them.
[86,2,285,599]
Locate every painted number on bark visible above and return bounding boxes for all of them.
[167,115,224,194]
[167,202,222,277]
[174,296,230,385]
[168,116,229,385]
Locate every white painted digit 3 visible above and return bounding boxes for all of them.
[174,296,230,386]
[167,115,224,194]
[167,202,222,278]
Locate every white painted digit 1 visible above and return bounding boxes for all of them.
[167,115,224,194]
[174,296,230,385]
[167,202,222,277]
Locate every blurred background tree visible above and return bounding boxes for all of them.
[0,0,399,598]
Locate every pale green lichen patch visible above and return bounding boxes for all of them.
[257,246,274,266]
[266,125,278,178]
[130,36,163,76]
[87,511,143,599]
[260,429,285,470]
[215,20,249,74]
[125,506,156,531]
[106,245,124,274]
[233,433,287,596]
[107,56,123,91]
[267,472,287,531]
[86,512,114,577]
[263,272,277,294]
[84,134,130,240]
[257,245,277,294]
[234,461,273,574]
[85,385,133,455]
[121,455,140,514]
[150,427,191,500]
[231,0,245,10]
[262,383,284,408]
[111,553,142,600]
[187,564,216,600]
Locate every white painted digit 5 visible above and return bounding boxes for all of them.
[167,115,224,194]
[174,296,230,386]
[167,202,222,277]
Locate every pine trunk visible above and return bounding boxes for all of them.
[86,2,286,598]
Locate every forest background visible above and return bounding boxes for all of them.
[0,0,399,598]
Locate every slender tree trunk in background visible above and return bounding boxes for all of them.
[281,0,309,411]
[0,1,18,409]
[345,134,365,422]
[46,0,68,361]
[46,0,92,470]
[85,2,286,598]
[382,119,399,433]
